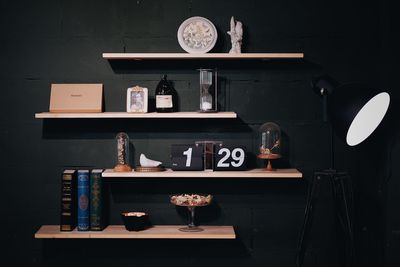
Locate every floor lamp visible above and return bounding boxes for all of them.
[295,75,391,267]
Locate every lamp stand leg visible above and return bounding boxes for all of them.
[336,175,356,267]
[295,173,321,267]
[296,171,356,267]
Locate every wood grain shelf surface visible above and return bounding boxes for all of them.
[102,168,302,178]
[34,111,237,119]
[102,52,304,60]
[35,225,236,239]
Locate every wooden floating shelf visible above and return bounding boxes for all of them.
[103,168,302,178]
[35,225,235,239]
[102,52,304,60]
[34,111,237,119]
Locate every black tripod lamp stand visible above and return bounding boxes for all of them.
[295,75,391,267]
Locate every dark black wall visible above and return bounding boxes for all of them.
[378,0,400,266]
[1,0,398,266]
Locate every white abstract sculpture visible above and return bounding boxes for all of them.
[139,153,162,167]
[227,16,243,54]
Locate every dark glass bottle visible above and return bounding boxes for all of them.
[155,75,176,112]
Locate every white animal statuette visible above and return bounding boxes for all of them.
[139,153,162,167]
[227,16,243,54]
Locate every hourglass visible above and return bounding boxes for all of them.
[198,69,217,112]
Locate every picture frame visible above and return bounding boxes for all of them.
[127,86,148,113]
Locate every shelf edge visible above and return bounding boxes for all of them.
[35,225,236,239]
[34,111,237,119]
[102,168,303,178]
[102,52,304,60]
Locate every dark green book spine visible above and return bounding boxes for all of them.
[90,169,104,230]
[60,170,77,231]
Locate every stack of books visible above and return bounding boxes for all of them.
[60,169,107,231]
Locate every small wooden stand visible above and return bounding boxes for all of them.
[135,166,165,172]
[114,164,132,172]
[257,154,281,171]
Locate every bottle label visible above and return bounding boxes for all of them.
[156,95,173,108]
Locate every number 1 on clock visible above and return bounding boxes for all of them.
[183,147,193,167]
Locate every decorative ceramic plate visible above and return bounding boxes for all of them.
[177,16,218,53]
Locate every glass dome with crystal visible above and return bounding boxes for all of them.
[258,122,281,171]
[114,132,132,172]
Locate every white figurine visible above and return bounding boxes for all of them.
[139,153,162,167]
[227,16,243,53]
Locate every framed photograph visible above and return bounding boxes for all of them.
[127,86,148,113]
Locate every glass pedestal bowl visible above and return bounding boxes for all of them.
[170,194,213,232]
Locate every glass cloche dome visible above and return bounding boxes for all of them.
[259,122,281,157]
[114,132,132,172]
[258,122,281,171]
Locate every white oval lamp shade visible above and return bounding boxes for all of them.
[346,92,390,146]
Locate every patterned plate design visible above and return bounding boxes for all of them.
[177,16,218,53]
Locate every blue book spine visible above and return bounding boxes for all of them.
[77,170,90,231]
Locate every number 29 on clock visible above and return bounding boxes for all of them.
[214,146,247,171]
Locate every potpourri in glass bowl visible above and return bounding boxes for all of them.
[170,194,213,232]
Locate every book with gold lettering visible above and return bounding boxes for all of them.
[60,170,77,231]
[90,169,106,231]
[77,170,90,231]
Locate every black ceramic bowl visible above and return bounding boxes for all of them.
[121,212,150,231]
